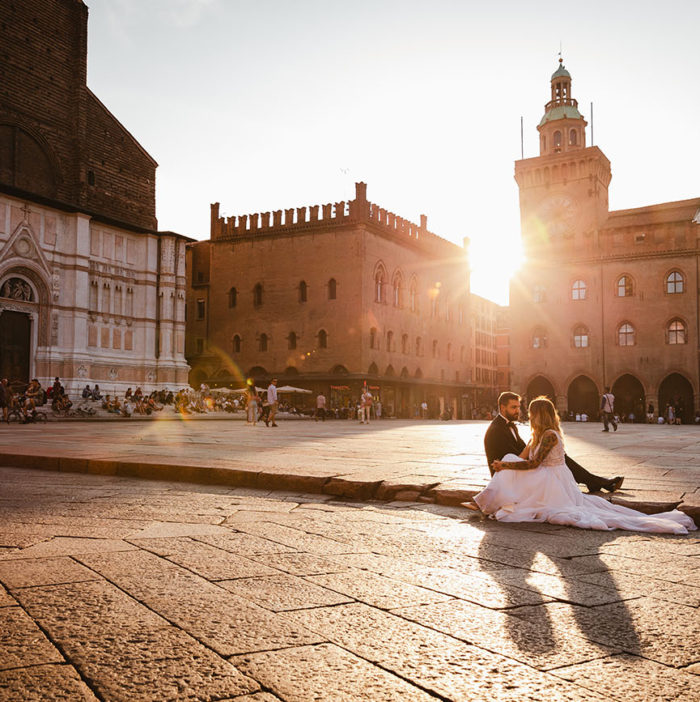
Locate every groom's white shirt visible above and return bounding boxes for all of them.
[499,412,518,441]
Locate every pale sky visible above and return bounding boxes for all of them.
[86,0,700,304]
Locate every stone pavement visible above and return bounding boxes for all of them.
[0,419,698,517]
[0,466,699,701]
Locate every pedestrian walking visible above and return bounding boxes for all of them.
[266,378,278,427]
[245,381,259,426]
[315,392,326,421]
[601,386,617,432]
[360,388,373,424]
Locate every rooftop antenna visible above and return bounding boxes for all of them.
[590,102,594,145]
[520,116,524,159]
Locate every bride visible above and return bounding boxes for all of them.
[471,396,696,534]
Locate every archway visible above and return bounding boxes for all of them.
[0,310,30,384]
[246,366,268,381]
[331,364,349,376]
[658,373,694,424]
[611,374,645,422]
[368,362,378,375]
[526,375,555,403]
[567,375,598,418]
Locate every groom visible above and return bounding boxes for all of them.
[485,391,624,493]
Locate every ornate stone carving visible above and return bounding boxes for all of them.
[77,365,88,378]
[108,367,118,380]
[0,277,33,301]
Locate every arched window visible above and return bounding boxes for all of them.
[532,328,547,349]
[432,339,438,358]
[258,333,268,352]
[553,130,562,149]
[569,129,577,146]
[232,334,241,353]
[370,327,377,349]
[318,329,328,348]
[460,345,465,362]
[415,336,422,356]
[533,285,545,303]
[253,283,263,307]
[617,276,633,297]
[541,135,546,152]
[374,267,385,303]
[401,334,408,354]
[288,332,297,350]
[386,330,394,351]
[392,273,402,307]
[328,278,337,300]
[298,280,307,303]
[228,287,237,308]
[447,342,452,360]
[572,279,587,300]
[573,325,589,348]
[618,323,635,346]
[430,297,438,318]
[666,271,684,294]
[667,319,687,345]
[409,279,417,312]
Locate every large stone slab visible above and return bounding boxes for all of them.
[232,643,437,701]
[306,570,453,609]
[219,574,353,611]
[14,581,258,701]
[78,550,325,656]
[0,606,64,670]
[126,536,280,580]
[509,598,700,668]
[393,599,616,670]
[0,536,137,561]
[0,663,98,701]
[553,654,700,701]
[284,603,609,701]
[0,556,100,589]
[193,531,298,554]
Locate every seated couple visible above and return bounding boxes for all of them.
[466,392,695,534]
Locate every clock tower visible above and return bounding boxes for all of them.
[514,59,611,257]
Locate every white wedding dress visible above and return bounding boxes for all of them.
[474,430,697,534]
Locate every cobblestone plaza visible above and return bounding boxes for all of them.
[0,420,698,700]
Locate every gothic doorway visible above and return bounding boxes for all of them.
[611,374,645,422]
[526,375,555,403]
[0,310,30,385]
[567,375,598,418]
[658,373,694,424]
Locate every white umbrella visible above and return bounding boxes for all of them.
[276,385,312,394]
[231,386,266,393]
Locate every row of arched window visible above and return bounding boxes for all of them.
[532,319,688,349]
[231,329,329,353]
[369,327,465,361]
[534,271,686,303]
[227,279,337,309]
[373,265,466,322]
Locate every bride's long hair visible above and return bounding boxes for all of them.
[529,396,562,450]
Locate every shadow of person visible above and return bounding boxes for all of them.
[471,518,644,659]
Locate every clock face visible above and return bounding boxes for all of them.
[538,194,578,237]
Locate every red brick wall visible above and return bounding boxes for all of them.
[0,0,156,231]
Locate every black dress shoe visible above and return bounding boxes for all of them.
[602,476,624,493]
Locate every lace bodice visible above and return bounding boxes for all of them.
[532,430,565,467]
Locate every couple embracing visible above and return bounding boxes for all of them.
[466,392,695,534]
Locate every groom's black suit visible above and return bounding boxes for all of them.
[484,414,607,490]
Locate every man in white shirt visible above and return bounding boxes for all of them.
[601,386,617,432]
[360,389,373,424]
[266,378,279,427]
[315,392,326,421]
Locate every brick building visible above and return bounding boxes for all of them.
[470,293,501,411]
[187,182,477,417]
[0,0,190,393]
[510,60,700,421]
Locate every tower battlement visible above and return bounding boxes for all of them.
[210,182,461,256]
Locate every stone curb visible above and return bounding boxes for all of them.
[1,451,697,526]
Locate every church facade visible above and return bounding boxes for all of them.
[511,60,700,421]
[0,0,190,393]
[186,182,481,417]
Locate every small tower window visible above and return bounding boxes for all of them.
[572,279,587,300]
[569,129,577,146]
[253,283,263,306]
[258,333,268,352]
[298,280,307,303]
[288,331,297,350]
[318,329,328,349]
[232,334,241,353]
[618,323,635,346]
[553,131,562,150]
[328,278,337,300]
[666,271,684,294]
